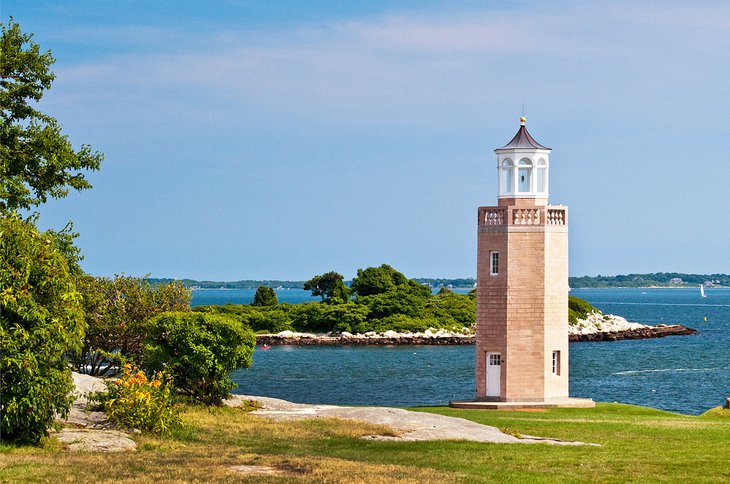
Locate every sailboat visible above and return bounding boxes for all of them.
[700,284,706,298]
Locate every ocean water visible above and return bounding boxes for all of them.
[191,287,472,306]
[192,288,320,306]
[209,287,729,415]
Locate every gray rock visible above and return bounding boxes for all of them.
[225,394,597,446]
[56,429,137,452]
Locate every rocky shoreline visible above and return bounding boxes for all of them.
[255,319,697,347]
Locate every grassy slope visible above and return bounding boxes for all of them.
[1,403,729,483]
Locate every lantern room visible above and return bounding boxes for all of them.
[494,117,551,204]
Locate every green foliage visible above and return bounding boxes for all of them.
[303,271,350,304]
[144,312,255,405]
[357,289,426,319]
[423,291,477,328]
[360,314,440,333]
[245,307,293,333]
[74,275,191,375]
[350,264,409,297]
[0,20,102,212]
[568,295,600,325]
[0,214,85,442]
[200,268,598,335]
[291,302,369,333]
[252,285,278,306]
[352,265,431,324]
[89,364,180,434]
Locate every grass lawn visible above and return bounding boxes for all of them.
[1,403,728,483]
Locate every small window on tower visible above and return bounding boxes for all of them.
[490,251,499,276]
[552,351,561,375]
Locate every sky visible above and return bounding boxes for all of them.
[3,0,730,280]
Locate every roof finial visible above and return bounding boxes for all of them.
[520,116,526,126]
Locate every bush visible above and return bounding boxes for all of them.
[245,307,293,333]
[0,214,85,442]
[568,296,600,325]
[74,275,191,375]
[423,292,476,328]
[291,302,370,333]
[90,364,179,434]
[143,312,255,405]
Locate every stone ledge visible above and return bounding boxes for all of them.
[449,397,596,410]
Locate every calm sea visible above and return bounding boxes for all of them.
[193,287,730,415]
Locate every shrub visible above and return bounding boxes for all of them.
[74,275,191,375]
[90,364,179,434]
[143,312,255,405]
[0,214,85,442]
[423,292,476,327]
[246,308,293,333]
[568,296,600,325]
[291,302,369,333]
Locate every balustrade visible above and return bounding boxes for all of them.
[478,206,566,227]
[547,209,566,225]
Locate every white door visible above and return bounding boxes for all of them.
[486,352,501,397]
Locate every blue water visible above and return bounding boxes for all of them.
[191,287,472,306]
[192,288,320,306]
[218,287,729,415]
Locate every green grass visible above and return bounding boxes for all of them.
[1,403,729,482]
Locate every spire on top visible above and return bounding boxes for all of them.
[495,117,550,151]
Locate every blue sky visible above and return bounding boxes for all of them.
[4,0,730,280]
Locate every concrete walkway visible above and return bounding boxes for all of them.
[226,395,598,446]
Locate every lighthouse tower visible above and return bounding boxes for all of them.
[468,117,584,406]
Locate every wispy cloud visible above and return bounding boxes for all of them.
[50,2,730,132]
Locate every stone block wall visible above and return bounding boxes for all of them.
[476,205,569,402]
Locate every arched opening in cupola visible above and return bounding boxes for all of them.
[500,159,513,195]
[517,158,532,193]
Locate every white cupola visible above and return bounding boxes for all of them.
[494,117,551,204]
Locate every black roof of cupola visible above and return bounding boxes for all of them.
[496,117,551,151]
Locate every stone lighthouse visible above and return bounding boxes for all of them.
[454,117,593,409]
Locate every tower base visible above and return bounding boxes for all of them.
[449,397,595,410]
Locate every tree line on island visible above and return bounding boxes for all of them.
[196,265,602,335]
[150,272,730,290]
[199,265,477,335]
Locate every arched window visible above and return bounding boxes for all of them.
[517,158,532,193]
[536,158,547,193]
[500,159,513,195]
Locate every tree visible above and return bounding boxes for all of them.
[0,19,102,212]
[350,264,410,297]
[252,285,278,306]
[74,275,191,375]
[0,214,85,442]
[303,271,350,304]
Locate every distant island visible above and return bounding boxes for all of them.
[568,273,729,288]
[148,277,478,290]
[149,272,730,290]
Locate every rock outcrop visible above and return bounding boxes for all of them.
[255,315,697,346]
[256,329,476,346]
[55,372,137,452]
[569,312,697,342]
